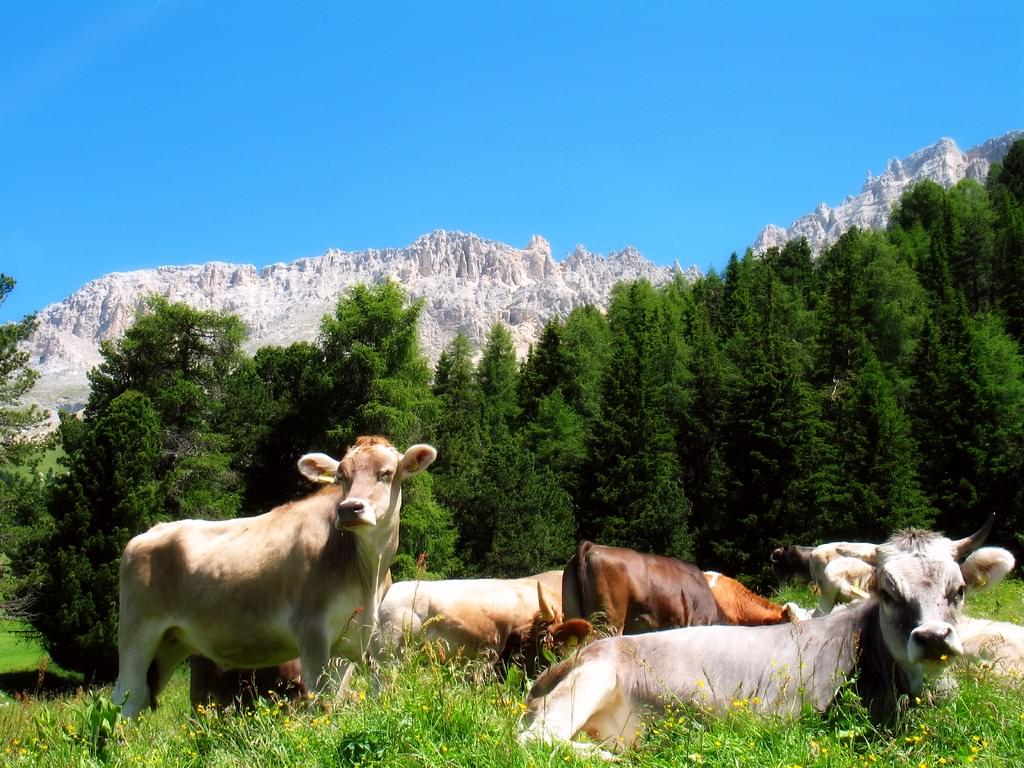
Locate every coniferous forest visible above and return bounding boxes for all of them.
[2,142,1024,682]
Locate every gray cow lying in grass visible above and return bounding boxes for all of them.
[520,519,1011,755]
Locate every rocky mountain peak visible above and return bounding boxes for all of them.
[753,130,1022,255]
[23,231,685,415]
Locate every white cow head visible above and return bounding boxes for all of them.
[297,437,436,531]
[858,516,1011,678]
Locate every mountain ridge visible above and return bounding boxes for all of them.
[752,130,1022,254]
[20,130,1023,417]
[26,230,695,414]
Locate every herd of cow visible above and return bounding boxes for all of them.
[109,436,1022,755]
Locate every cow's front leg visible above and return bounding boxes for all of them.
[298,628,332,696]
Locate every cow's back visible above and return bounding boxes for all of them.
[375,578,546,661]
[705,572,787,625]
[628,552,721,631]
[564,542,721,634]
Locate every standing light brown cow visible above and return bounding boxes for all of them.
[113,436,436,717]
[561,541,722,634]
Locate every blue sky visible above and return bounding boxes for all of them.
[1,1,1022,322]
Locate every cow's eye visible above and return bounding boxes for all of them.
[950,585,966,603]
[879,586,900,606]
[377,470,393,482]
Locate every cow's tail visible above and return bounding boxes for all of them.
[561,540,593,621]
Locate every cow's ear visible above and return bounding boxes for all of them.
[399,444,437,477]
[961,547,1015,593]
[297,453,340,484]
[837,543,879,564]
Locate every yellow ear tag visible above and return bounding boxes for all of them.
[317,472,336,484]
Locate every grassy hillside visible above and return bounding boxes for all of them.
[0,621,83,709]
[0,621,47,676]
[7,445,66,479]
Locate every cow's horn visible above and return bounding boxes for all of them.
[953,514,996,560]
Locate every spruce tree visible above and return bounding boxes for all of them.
[676,280,734,566]
[0,275,48,621]
[474,323,520,444]
[431,333,489,571]
[582,281,694,560]
[318,281,435,448]
[717,257,820,578]
[15,392,162,679]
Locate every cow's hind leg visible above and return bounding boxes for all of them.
[519,658,622,753]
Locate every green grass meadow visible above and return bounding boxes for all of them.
[0,622,46,678]
[1,582,1022,767]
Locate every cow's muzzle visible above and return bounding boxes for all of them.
[336,498,376,529]
[908,622,963,664]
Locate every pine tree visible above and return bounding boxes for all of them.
[430,333,489,571]
[474,323,520,444]
[676,278,734,566]
[474,438,576,578]
[0,275,49,620]
[582,281,694,560]
[716,256,820,578]
[87,295,248,520]
[318,281,435,448]
[518,318,591,496]
[15,392,163,679]
[0,275,46,450]
[988,141,1024,343]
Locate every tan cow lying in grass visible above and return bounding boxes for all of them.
[958,616,1024,678]
[113,436,436,717]
[372,572,567,673]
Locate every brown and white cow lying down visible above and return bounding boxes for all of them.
[521,520,1008,754]
[499,583,593,677]
[372,573,569,672]
[530,569,564,602]
[113,437,436,717]
[703,571,810,625]
[562,542,722,634]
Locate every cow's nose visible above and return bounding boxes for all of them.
[910,624,960,661]
[336,498,376,529]
[770,548,783,563]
